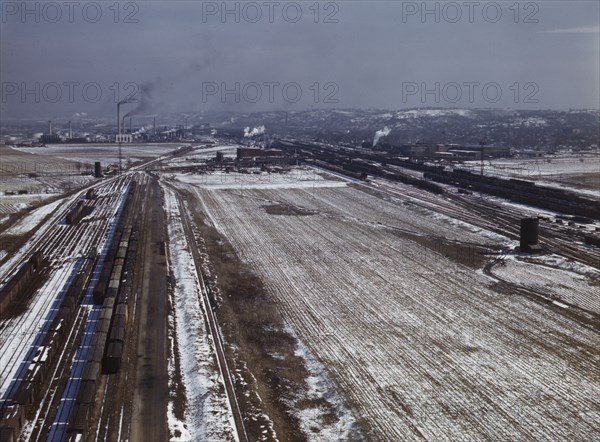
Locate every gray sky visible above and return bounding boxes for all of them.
[1,1,599,118]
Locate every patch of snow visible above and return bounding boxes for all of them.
[173,170,347,191]
[291,333,362,441]
[163,186,238,441]
[4,198,64,236]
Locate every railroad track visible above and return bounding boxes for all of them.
[365,176,600,268]
[0,176,133,439]
[95,172,146,442]
[28,306,89,441]
[173,188,249,442]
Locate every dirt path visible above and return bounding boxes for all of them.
[129,177,169,441]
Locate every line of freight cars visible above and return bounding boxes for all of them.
[423,168,600,220]
[65,226,136,440]
[0,256,95,442]
[65,187,138,440]
[0,252,44,317]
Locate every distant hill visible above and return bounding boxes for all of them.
[2,108,598,150]
[199,108,599,151]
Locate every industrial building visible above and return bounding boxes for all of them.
[236,148,283,159]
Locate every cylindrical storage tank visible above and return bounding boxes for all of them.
[94,162,102,178]
[520,218,539,251]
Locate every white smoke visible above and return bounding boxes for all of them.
[244,125,266,138]
[373,126,391,147]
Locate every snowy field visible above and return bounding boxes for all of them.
[0,146,96,217]
[15,143,182,166]
[173,169,347,191]
[169,169,600,441]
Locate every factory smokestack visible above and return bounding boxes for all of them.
[48,120,52,135]
[129,117,132,134]
[153,116,156,136]
[117,103,121,136]
[69,120,72,139]
[116,97,137,141]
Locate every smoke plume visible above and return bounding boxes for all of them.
[373,126,391,146]
[244,125,266,137]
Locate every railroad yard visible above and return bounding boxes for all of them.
[1,142,599,441]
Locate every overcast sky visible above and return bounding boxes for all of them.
[1,1,599,118]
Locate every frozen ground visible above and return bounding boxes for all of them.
[169,168,600,441]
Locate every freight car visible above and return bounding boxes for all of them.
[93,227,133,305]
[103,341,123,374]
[65,201,84,225]
[424,169,600,220]
[584,235,600,247]
[102,302,128,373]
[0,252,44,317]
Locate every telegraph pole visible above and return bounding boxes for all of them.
[479,140,486,176]
[119,141,122,175]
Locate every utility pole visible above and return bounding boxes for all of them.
[479,140,486,176]
[119,141,122,175]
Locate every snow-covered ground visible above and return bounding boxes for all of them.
[492,256,600,314]
[15,143,181,166]
[173,169,347,191]
[163,186,237,441]
[169,169,600,441]
[3,198,63,235]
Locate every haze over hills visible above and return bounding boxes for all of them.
[2,108,598,151]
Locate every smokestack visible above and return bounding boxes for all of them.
[48,120,52,135]
[69,120,72,139]
[153,116,156,136]
[129,117,132,134]
[117,103,121,136]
